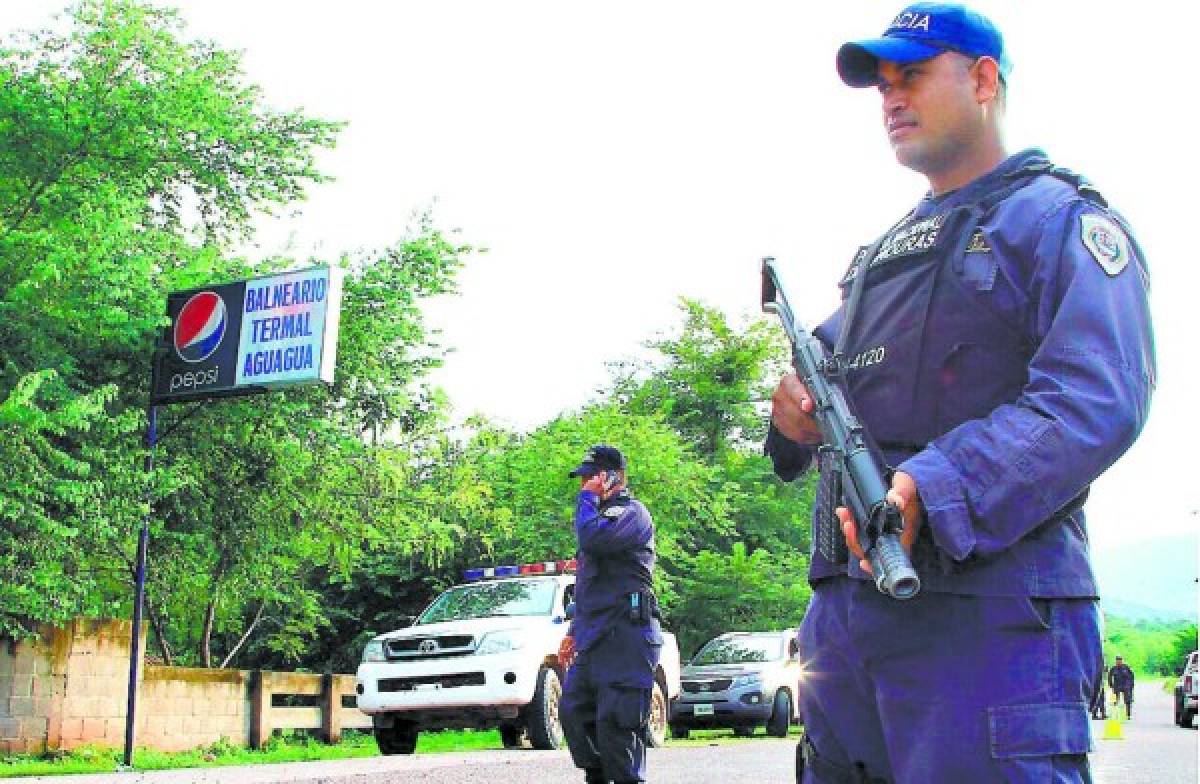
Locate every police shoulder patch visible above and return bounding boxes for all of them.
[1080,213,1130,277]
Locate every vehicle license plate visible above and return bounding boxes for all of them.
[693,704,714,716]
[414,683,442,691]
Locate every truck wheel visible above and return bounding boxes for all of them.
[646,680,669,747]
[1185,707,1197,729]
[1175,690,1185,727]
[375,721,418,755]
[670,723,690,740]
[500,723,526,748]
[768,689,792,737]
[526,666,564,750]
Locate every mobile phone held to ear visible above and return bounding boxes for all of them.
[603,470,619,492]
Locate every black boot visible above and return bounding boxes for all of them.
[584,769,610,784]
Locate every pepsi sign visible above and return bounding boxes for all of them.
[152,266,343,404]
[174,292,228,363]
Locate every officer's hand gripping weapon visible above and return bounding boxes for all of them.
[761,257,921,600]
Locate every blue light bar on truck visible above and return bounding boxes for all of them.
[463,559,578,581]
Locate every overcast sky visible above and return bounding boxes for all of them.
[4,1,1197,553]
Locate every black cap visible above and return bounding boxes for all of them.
[567,444,626,478]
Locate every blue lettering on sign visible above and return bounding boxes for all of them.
[250,312,312,344]
[244,277,327,313]
[241,345,315,377]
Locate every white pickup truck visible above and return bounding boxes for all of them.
[355,562,681,754]
[1174,650,1198,728]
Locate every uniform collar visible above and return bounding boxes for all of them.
[599,489,632,510]
[914,148,1048,218]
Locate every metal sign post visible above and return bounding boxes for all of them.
[120,266,342,769]
[122,405,156,768]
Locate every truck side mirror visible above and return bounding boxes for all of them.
[564,602,576,621]
[397,615,417,627]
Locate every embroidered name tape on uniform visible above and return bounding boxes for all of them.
[873,214,946,266]
[840,214,948,286]
[1080,213,1129,277]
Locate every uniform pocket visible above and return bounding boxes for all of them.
[989,702,1092,758]
[989,702,1092,780]
[603,686,651,731]
[960,251,998,291]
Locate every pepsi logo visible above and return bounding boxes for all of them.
[174,291,227,363]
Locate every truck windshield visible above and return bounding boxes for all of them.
[693,635,783,665]
[418,579,558,623]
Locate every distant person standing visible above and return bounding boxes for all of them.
[559,445,662,784]
[1108,656,1135,718]
[1088,663,1108,720]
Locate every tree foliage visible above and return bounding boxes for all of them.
[0,1,468,665]
[1103,616,1199,675]
[2,1,815,670]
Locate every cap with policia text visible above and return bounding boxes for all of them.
[567,444,626,478]
[836,3,1012,88]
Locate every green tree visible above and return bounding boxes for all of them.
[1165,624,1198,674]
[671,542,811,657]
[0,2,476,669]
[611,298,786,458]
[0,0,336,641]
[609,298,814,584]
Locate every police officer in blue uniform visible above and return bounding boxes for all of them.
[767,4,1156,782]
[559,445,663,784]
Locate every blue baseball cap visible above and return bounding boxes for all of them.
[837,3,1012,88]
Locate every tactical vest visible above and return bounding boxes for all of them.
[812,157,1110,577]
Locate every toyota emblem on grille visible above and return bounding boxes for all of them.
[418,639,439,654]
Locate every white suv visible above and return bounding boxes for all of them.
[356,563,681,754]
[1174,650,1198,728]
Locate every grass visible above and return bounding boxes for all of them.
[665,726,805,746]
[2,730,392,778]
[0,725,798,778]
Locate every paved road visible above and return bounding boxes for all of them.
[1091,679,1197,784]
[17,682,1195,783]
[9,742,791,784]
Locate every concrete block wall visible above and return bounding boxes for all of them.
[1,619,142,754]
[56,619,143,751]
[138,666,250,752]
[0,625,63,754]
[1,619,369,755]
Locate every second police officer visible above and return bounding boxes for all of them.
[558,445,662,784]
[767,3,1155,783]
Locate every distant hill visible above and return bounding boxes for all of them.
[1094,534,1198,622]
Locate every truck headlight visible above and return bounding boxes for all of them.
[732,673,762,688]
[362,640,386,662]
[477,630,525,655]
